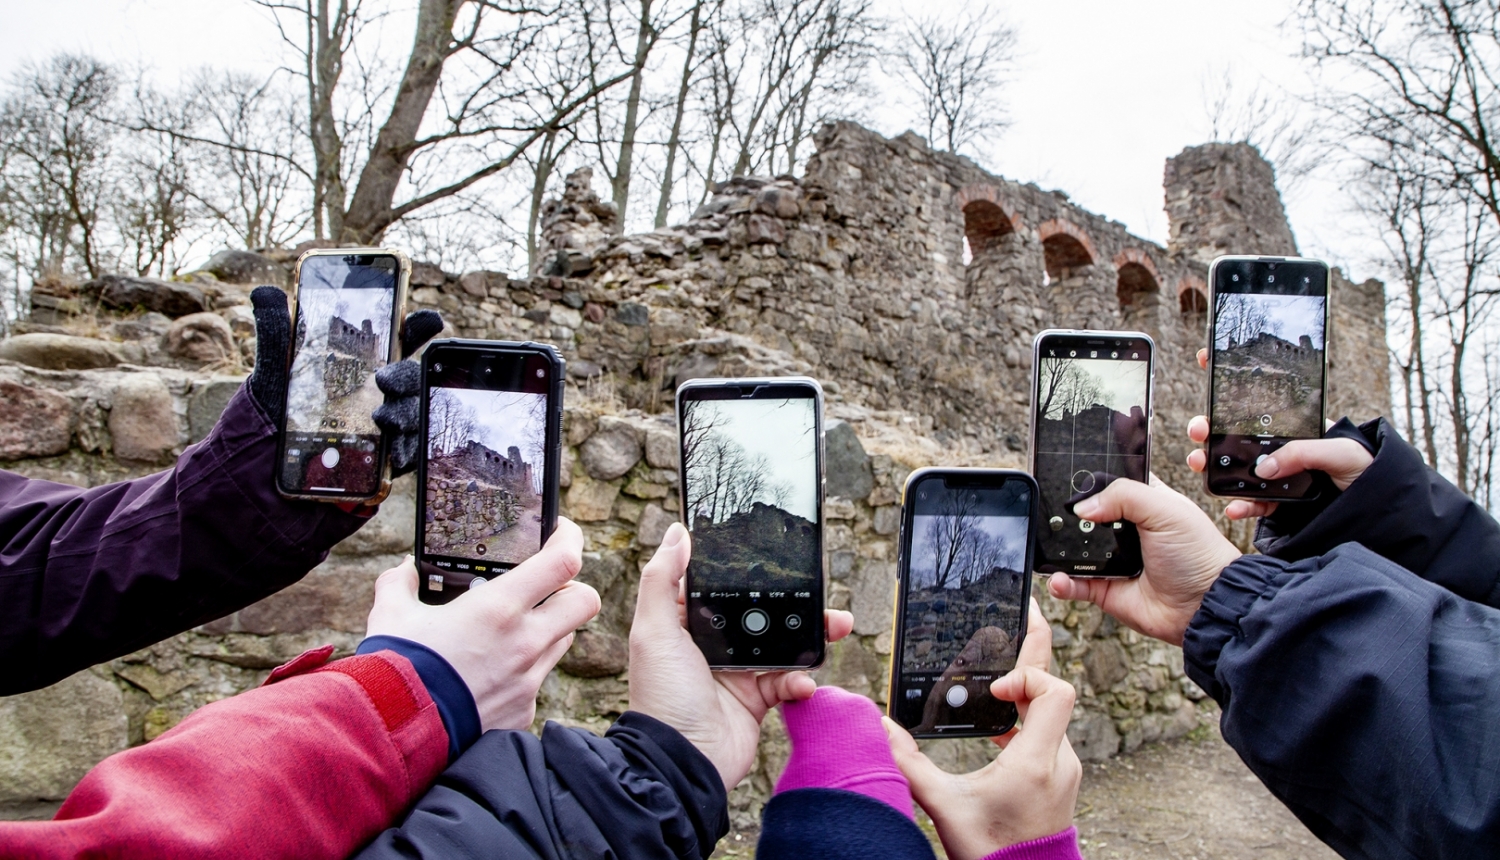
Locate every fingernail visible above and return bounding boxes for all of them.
[661,522,686,548]
[1256,457,1279,478]
[404,554,415,565]
[1074,499,1100,519]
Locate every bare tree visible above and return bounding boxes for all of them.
[654,0,712,228]
[1200,66,1318,186]
[895,4,1015,155]
[922,492,980,589]
[1037,359,1104,420]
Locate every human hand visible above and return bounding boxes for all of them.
[364,518,597,732]
[1047,477,1240,645]
[371,310,444,477]
[885,600,1081,860]
[627,522,855,790]
[1187,348,1373,519]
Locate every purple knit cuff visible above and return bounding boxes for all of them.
[977,827,1083,860]
[774,686,914,820]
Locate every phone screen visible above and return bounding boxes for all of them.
[678,381,824,669]
[417,344,559,604]
[278,253,399,498]
[892,471,1033,737]
[1031,333,1151,577]
[1207,259,1328,498]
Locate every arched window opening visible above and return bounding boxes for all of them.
[1116,262,1161,308]
[1042,235,1092,280]
[962,200,1013,259]
[1178,276,1208,315]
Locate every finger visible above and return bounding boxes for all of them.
[1071,478,1187,532]
[1255,438,1372,489]
[1225,499,1276,520]
[1046,571,1113,606]
[1196,348,1208,369]
[375,360,422,399]
[825,609,854,643]
[1186,448,1207,473]
[1187,415,1209,444]
[883,717,955,809]
[635,522,692,629]
[1014,598,1052,672]
[527,630,576,681]
[529,580,602,634]
[370,556,420,609]
[372,395,420,434]
[756,669,817,710]
[990,726,1020,749]
[990,666,1076,759]
[492,518,585,608]
[400,310,444,359]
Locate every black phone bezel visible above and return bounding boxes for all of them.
[1028,330,1153,579]
[415,339,565,605]
[1204,256,1330,502]
[887,468,1038,739]
[675,378,827,671]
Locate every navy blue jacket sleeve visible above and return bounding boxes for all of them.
[757,789,937,860]
[1183,544,1500,859]
[354,712,728,860]
[1254,417,1500,608]
[0,384,366,695]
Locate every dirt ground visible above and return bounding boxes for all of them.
[713,716,1337,860]
[474,495,543,563]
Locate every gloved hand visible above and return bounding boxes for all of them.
[248,285,443,478]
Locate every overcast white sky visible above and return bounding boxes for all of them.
[0,0,1376,279]
[688,396,819,522]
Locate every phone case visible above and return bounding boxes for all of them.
[674,376,827,672]
[1203,256,1331,502]
[275,248,411,504]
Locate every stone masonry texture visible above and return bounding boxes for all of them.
[0,123,1390,830]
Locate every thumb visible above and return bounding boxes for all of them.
[1071,478,1186,532]
[367,556,420,630]
[883,717,953,810]
[634,523,691,630]
[248,286,291,422]
[1256,438,1371,489]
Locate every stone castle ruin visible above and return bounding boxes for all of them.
[442,439,533,493]
[0,121,1390,830]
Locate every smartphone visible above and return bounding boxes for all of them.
[887,469,1037,738]
[415,340,565,605]
[1029,330,1153,578]
[676,377,826,670]
[1205,256,1330,501]
[276,249,410,503]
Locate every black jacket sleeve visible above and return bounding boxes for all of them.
[0,385,366,695]
[1254,417,1500,608]
[1183,544,1500,860]
[355,712,728,860]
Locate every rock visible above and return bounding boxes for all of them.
[558,629,628,678]
[872,505,900,536]
[410,261,447,287]
[643,425,678,468]
[636,503,677,547]
[672,352,719,386]
[746,213,786,244]
[0,670,127,802]
[580,421,642,480]
[458,271,490,298]
[229,553,394,635]
[0,381,73,460]
[0,333,122,370]
[332,476,417,555]
[110,312,173,341]
[220,304,256,337]
[203,249,288,287]
[576,550,629,595]
[848,559,895,636]
[92,274,207,318]
[565,473,620,522]
[109,373,178,463]
[1067,709,1122,762]
[755,186,803,219]
[187,376,246,444]
[616,302,649,326]
[567,360,602,378]
[164,312,236,364]
[1084,638,1130,692]
[824,419,874,501]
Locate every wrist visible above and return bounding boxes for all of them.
[358,635,480,760]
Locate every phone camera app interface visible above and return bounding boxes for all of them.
[681,391,821,665]
[1209,262,1327,495]
[1034,341,1149,574]
[282,255,396,496]
[896,478,1029,734]
[420,353,551,601]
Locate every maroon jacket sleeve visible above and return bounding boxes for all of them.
[0,646,449,859]
[0,384,368,695]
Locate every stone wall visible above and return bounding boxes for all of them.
[0,121,1392,832]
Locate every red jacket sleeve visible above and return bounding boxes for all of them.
[0,646,448,859]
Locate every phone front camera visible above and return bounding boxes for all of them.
[433,363,443,372]
[536,369,546,378]
[1268,275,1275,283]
[1232,274,1240,282]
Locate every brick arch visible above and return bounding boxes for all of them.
[1038,218,1097,278]
[954,184,1022,257]
[1113,248,1161,308]
[1177,275,1208,313]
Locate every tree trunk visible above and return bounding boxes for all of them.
[308,0,351,242]
[611,0,656,232]
[655,0,703,229]
[340,0,464,244]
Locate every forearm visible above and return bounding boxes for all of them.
[0,385,367,694]
[0,648,448,859]
[1184,545,1500,859]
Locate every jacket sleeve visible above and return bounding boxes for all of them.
[0,384,368,694]
[1183,544,1500,860]
[355,712,729,860]
[1254,417,1500,607]
[0,647,450,859]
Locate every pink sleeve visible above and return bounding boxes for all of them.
[775,686,914,819]
[977,827,1083,860]
[0,646,448,859]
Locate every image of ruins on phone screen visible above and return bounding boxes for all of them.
[1212,293,1325,438]
[286,264,393,436]
[680,396,818,592]
[423,387,547,565]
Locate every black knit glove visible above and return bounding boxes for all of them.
[374,310,444,477]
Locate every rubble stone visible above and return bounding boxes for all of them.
[92,274,207,318]
[0,334,122,370]
[164,313,236,364]
[0,381,72,460]
[108,374,178,463]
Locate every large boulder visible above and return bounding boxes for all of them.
[0,671,128,803]
[202,249,288,287]
[164,312,236,364]
[109,373,178,463]
[0,334,122,370]
[824,419,874,501]
[580,420,642,481]
[0,381,73,460]
[187,376,247,443]
[91,274,207,318]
